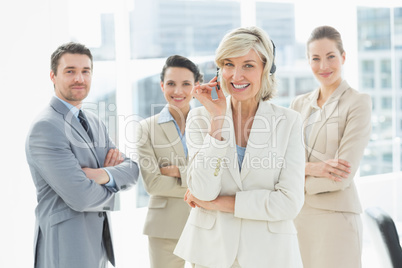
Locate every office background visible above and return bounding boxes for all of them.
[1,0,401,267]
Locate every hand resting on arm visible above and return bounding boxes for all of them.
[82,148,124,184]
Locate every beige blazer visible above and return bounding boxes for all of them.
[290,80,372,214]
[137,113,191,239]
[174,97,305,268]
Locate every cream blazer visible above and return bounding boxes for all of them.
[290,80,372,213]
[137,114,191,239]
[174,97,305,268]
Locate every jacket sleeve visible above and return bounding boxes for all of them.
[185,109,229,201]
[305,94,372,194]
[103,122,139,192]
[136,119,187,198]
[234,113,305,221]
[26,120,117,212]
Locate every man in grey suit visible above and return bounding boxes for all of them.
[25,42,139,268]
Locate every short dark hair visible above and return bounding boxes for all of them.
[51,42,93,75]
[160,55,203,83]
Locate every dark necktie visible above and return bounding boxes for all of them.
[103,213,115,266]
[78,110,93,141]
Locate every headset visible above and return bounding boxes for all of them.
[270,40,276,74]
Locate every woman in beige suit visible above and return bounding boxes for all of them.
[290,26,372,268]
[136,55,203,268]
[174,26,305,268]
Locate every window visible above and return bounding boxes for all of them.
[277,77,290,97]
[381,59,391,73]
[358,6,402,179]
[381,97,392,109]
[380,59,392,89]
[130,1,241,59]
[361,60,375,89]
[363,77,375,89]
[295,77,316,95]
[362,60,375,73]
[67,0,119,140]
[357,7,391,51]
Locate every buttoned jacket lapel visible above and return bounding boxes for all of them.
[240,100,281,180]
[221,98,284,187]
[305,80,349,161]
[50,97,101,168]
[301,90,318,161]
[159,118,186,160]
[220,97,243,190]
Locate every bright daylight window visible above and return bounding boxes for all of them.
[66,0,402,216]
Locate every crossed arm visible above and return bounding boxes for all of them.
[304,95,372,194]
[184,188,235,213]
[160,166,181,178]
[305,159,351,182]
[82,148,124,184]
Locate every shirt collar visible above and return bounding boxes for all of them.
[55,96,80,119]
[309,79,347,110]
[157,105,192,124]
[158,105,175,124]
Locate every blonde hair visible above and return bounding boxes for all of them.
[215,26,277,101]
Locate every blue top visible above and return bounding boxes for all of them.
[158,105,188,158]
[55,96,116,189]
[236,144,246,172]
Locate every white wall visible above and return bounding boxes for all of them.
[0,2,148,267]
[0,1,68,266]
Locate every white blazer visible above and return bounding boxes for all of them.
[174,97,305,268]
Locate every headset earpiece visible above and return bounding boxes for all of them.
[270,40,276,74]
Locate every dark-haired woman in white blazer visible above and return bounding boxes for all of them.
[136,55,203,268]
[290,26,372,268]
[174,26,305,268]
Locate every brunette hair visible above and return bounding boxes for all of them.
[160,55,203,83]
[307,25,345,57]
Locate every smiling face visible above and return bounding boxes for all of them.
[221,49,264,103]
[50,53,92,107]
[308,38,345,89]
[161,67,195,113]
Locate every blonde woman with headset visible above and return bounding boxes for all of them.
[174,26,305,268]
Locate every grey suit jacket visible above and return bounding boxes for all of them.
[25,97,139,268]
